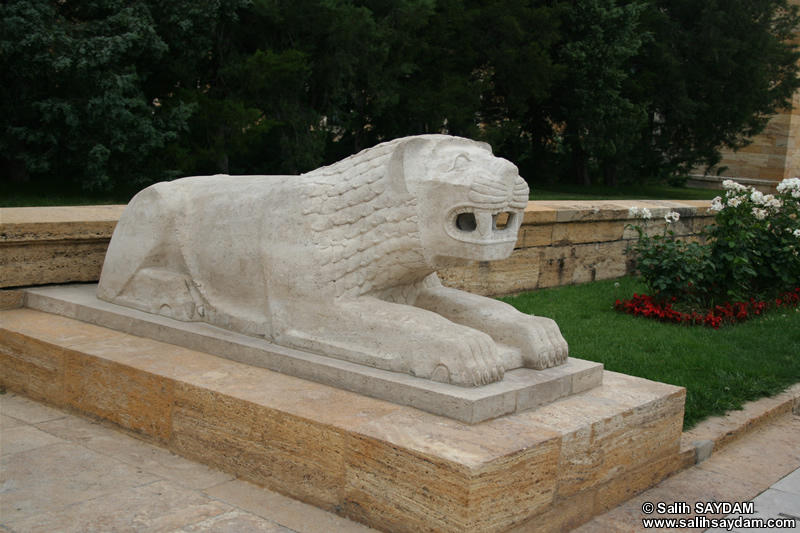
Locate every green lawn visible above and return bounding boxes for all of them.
[500,276,800,429]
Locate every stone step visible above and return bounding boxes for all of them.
[1,306,686,533]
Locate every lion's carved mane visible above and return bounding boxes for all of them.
[301,138,425,299]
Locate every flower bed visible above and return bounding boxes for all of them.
[615,287,800,329]
[620,177,800,327]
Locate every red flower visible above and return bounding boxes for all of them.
[614,287,800,328]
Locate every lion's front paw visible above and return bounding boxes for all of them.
[519,316,569,370]
[417,328,505,387]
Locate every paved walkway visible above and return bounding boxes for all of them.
[1,391,798,532]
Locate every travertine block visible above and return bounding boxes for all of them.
[172,385,346,509]
[520,205,558,225]
[438,247,542,296]
[343,410,561,533]
[508,490,595,533]
[0,206,124,240]
[568,241,631,284]
[592,452,686,515]
[0,308,121,405]
[0,308,687,533]
[551,220,627,245]
[1,241,110,287]
[0,289,23,309]
[517,372,685,502]
[0,205,123,288]
[537,246,576,289]
[64,349,173,442]
[517,223,554,248]
[0,328,64,404]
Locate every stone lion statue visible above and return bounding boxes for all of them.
[98,134,568,386]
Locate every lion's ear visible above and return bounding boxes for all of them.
[385,137,431,195]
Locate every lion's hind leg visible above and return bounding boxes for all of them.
[98,182,202,322]
[109,267,203,322]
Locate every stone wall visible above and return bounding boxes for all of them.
[712,89,800,186]
[439,199,715,296]
[0,200,714,299]
[0,206,125,289]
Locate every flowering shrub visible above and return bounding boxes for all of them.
[621,177,800,326]
[627,207,713,305]
[707,179,800,301]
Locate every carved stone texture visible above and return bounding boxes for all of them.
[97,135,568,386]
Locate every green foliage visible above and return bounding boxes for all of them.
[543,0,647,185]
[706,180,800,299]
[500,276,800,429]
[628,178,800,306]
[626,0,800,178]
[628,218,713,305]
[0,0,247,191]
[3,0,799,193]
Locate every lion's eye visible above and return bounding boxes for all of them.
[450,154,470,172]
[456,212,477,232]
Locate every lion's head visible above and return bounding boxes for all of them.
[398,135,529,268]
[302,135,529,297]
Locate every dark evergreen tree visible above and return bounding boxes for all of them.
[0,0,247,191]
[530,0,645,186]
[627,0,800,180]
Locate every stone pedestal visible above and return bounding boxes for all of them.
[0,302,687,532]
[23,284,602,424]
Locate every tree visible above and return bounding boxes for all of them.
[168,0,438,176]
[532,0,645,186]
[0,0,246,191]
[628,0,800,179]
[354,0,562,179]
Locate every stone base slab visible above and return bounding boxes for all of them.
[23,284,603,424]
[0,307,687,533]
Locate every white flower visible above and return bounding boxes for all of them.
[777,177,800,193]
[752,208,768,220]
[794,229,800,237]
[628,206,639,217]
[751,190,764,204]
[710,196,725,212]
[641,207,652,219]
[723,180,748,193]
[664,211,680,223]
[728,196,743,208]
